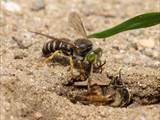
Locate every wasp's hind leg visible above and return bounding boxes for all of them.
[37,50,63,67]
[43,50,63,64]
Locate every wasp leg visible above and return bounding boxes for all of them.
[78,60,86,81]
[118,68,122,80]
[87,63,93,92]
[69,56,74,77]
[37,50,63,67]
[94,60,106,73]
[43,50,63,64]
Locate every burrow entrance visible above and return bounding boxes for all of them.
[55,70,160,107]
[49,56,160,107]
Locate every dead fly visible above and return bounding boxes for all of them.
[30,12,106,90]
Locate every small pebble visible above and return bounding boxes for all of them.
[1,0,22,14]
[31,0,45,11]
[33,112,43,119]
[141,48,159,59]
[139,54,152,64]
[23,32,33,40]
[143,48,154,58]
[154,61,160,67]
[139,38,155,48]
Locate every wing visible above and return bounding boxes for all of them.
[68,12,87,38]
[29,31,77,48]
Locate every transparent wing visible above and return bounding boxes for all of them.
[29,31,77,48]
[68,12,87,38]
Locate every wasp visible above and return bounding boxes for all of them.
[30,12,105,91]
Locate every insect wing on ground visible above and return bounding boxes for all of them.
[68,12,87,38]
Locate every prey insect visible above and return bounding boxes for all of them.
[30,12,105,89]
[71,69,132,107]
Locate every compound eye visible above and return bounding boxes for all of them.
[80,44,92,55]
[74,39,93,56]
[79,43,87,49]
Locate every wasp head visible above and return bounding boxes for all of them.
[74,39,93,57]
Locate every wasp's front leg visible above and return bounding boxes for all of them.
[77,60,88,81]
[68,56,75,77]
[93,60,106,73]
[87,63,93,92]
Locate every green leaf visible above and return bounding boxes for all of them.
[88,12,160,38]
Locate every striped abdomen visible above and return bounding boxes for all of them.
[42,39,74,56]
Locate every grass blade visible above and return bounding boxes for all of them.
[88,12,160,38]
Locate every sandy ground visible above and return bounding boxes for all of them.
[0,0,160,120]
